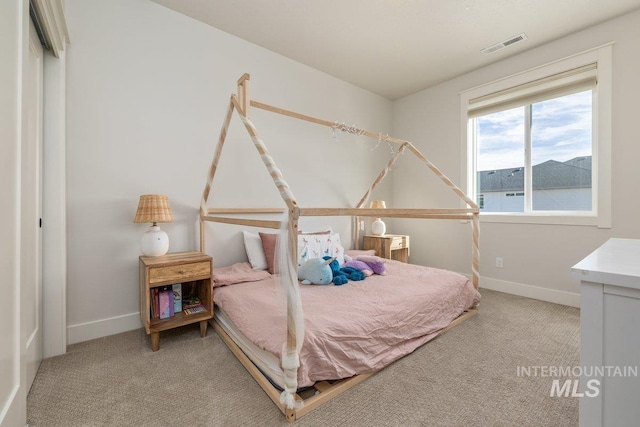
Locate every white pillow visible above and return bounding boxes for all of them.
[297,233,330,267]
[326,233,345,265]
[297,232,345,267]
[242,231,268,271]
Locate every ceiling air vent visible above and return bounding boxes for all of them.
[481,33,528,55]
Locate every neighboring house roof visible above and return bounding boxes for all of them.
[478,156,591,192]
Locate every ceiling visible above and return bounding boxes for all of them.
[150,0,640,100]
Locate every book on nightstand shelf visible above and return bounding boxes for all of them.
[153,288,159,319]
[183,305,206,315]
[159,289,171,319]
[182,295,204,315]
[150,286,179,320]
[172,283,182,313]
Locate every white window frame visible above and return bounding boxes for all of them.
[460,44,612,228]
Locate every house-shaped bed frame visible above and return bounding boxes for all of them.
[200,74,480,422]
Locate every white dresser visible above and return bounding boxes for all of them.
[571,238,640,427]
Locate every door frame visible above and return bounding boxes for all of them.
[33,0,69,358]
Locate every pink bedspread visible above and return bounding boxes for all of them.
[214,260,481,387]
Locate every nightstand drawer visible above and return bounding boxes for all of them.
[389,235,409,250]
[149,261,211,284]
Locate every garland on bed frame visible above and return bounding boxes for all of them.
[199,73,480,422]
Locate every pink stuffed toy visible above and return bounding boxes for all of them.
[342,259,373,276]
[356,255,386,275]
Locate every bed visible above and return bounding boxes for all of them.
[213,258,480,389]
[199,74,481,421]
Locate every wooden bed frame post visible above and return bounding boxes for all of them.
[237,73,251,118]
[286,208,300,347]
[232,83,304,417]
[285,207,300,422]
[355,142,408,210]
[404,142,478,210]
[199,221,205,252]
[353,143,408,248]
[199,96,236,253]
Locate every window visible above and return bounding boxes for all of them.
[461,45,612,227]
[473,90,592,213]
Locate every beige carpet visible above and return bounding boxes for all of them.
[28,289,579,426]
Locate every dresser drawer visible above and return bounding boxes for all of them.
[389,235,409,250]
[149,261,211,284]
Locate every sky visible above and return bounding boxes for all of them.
[476,90,592,171]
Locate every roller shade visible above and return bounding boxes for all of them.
[468,63,597,118]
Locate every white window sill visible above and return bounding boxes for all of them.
[479,212,598,226]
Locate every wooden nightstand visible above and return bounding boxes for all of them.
[139,251,213,351]
[363,234,410,263]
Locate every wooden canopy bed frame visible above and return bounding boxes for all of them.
[200,74,480,422]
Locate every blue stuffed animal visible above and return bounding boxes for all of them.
[322,256,365,285]
[298,257,334,285]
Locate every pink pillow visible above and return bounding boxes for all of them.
[259,232,278,274]
[213,262,271,287]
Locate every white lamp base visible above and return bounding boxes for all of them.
[371,218,386,236]
[141,225,169,256]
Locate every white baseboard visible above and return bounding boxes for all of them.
[67,312,142,345]
[471,275,580,308]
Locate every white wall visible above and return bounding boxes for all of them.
[64,0,393,343]
[392,9,640,306]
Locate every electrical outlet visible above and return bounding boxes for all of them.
[496,257,503,268]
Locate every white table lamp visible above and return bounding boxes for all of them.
[134,194,174,256]
[370,200,386,236]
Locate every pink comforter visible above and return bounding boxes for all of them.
[214,260,481,387]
